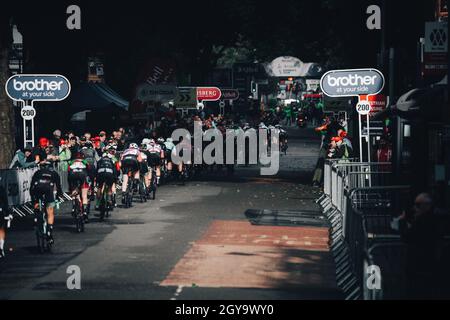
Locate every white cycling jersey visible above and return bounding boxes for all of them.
[122,148,140,158]
[148,144,162,155]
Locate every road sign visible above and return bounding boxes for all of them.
[320,68,384,97]
[136,84,176,103]
[197,87,221,101]
[220,89,239,100]
[5,74,71,149]
[423,21,448,76]
[356,100,371,115]
[425,21,448,53]
[5,74,71,102]
[21,105,36,120]
[321,69,385,165]
[174,87,197,108]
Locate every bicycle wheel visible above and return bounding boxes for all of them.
[139,179,146,203]
[36,221,45,254]
[126,179,133,208]
[74,199,84,233]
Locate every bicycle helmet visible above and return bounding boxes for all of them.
[39,160,52,169]
[157,137,165,144]
[142,138,151,145]
[129,143,139,149]
[166,138,173,143]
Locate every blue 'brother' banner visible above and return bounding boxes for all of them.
[5,74,71,102]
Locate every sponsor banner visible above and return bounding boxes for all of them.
[0,168,37,206]
[197,87,221,101]
[264,56,323,77]
[5,74,71,102]
[135,84,177,103]
[367,94,387,116]
[320,69,385,97]
[306,79,320,92]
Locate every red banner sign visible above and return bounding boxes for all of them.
[367,94,387,116]
[197,87,221,101]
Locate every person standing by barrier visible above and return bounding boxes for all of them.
[9,146,38,169]
[50,130,62,149]
[33,137,50,164]
[311,118,344,187]
[0,179,9,259]
[58,138,71,172]
[399,193,444,299]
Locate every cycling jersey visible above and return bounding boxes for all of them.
[68,159,89,190]
[96,157,116,175]
[148,144,164,156]
[121,148,141,174]
[96,156,116,186]
[122,148,140,159]
[30,168,63,206]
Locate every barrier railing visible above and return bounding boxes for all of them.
[0,163,71,220]
[317,159,412,299]
[318,160,450,299]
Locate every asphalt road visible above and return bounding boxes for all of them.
[0,126,342,300]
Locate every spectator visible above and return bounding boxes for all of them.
[9,146,38,169]
[51,129,62,148]
[399,193,445,299]
[32,137,49,164]
[68,136,79,160]
[58,138,72,171]
[84,132,92,141]
[45,144,60,164]
[99,131,107,149]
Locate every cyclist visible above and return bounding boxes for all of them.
[68,152,91,222]
[275,124,288,153]
[95,149,117,211]
[164,137,176,175]
[120,143,142,204]
[139,142,151,195]
[30,161,64,245]
[173,135,192,179]
[147,139,164,185]
[80,140,98,201]
[157,137,167,180]
[104,144,120,207]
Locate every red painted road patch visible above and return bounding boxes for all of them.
[161,220,337,289]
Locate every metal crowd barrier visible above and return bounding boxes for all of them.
[315,159,418,299]
[344,186,411,299]
[1,162,72,220]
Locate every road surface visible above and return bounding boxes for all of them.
[0,127,342,300]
